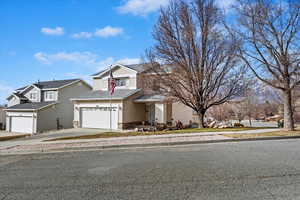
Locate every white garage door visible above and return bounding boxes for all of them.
[10,116,34,133]
[81,107,118,129]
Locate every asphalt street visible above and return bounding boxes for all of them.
[1,139,300,200]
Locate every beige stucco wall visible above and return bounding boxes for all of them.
[172,102,195,125]
[122,92,146,124]
[93,78,108,91]
[93,66,138,91]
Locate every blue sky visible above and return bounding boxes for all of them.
[0,0,233,104]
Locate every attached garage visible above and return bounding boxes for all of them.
[72,89,143,130]
[5,102,57,134]
[10,116,35,134]
[80,107,118,129]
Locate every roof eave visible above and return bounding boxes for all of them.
[5,102,58,112]
[91,64,138,78]
[71,89,141,101]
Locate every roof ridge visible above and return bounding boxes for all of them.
[34,78,80,84]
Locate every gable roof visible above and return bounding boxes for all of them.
[123,63,152,73]
[34,79,81,90]
[91,63,152,77]
[16,79,84,92]
[71,89,141,101]
[5,101,57,111]
[7,92,28,101]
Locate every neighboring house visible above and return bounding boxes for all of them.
[0,106,6,130]
[5,79,92,134]
[72,64,196,130]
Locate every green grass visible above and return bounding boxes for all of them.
[44,127,275,142]
[0,134,30,141]
[223,130,300,139]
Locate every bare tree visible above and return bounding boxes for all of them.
[207,103,235,122]
[146,0,246,128]
[234,0,300,130]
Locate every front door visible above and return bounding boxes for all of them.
[147,104,155,125]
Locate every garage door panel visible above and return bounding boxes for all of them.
[10,116,34,133]
[81,107,118,129]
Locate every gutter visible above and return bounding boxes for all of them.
[70,89,141,101]
[4,102,58,112]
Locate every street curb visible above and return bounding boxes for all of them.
[53,135,300,151]
[2,135,300,155]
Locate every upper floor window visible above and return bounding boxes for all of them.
[45,91,55,101]
[115,78,128,87]
[29,92,37,100]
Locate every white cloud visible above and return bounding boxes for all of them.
[34,52,51,64]
[34,51,140,70]
[34,51,98,65]
[41,27,65,36]
[71,32,93,39]
[117,0,170,16]
[94,26,124,38]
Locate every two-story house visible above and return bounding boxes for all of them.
[5,79,92,134]
[72,64,195,130]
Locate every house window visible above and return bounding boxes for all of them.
[115,78,128,87]
[45,91,55,101]
[29,92,37,100]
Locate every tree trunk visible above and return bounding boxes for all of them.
[248,112,252,127]
[197,113,205,128]
[283,90,294,131]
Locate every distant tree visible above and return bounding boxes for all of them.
[234,0,300,130]
[207,103,235,122]
[147,0,246,128]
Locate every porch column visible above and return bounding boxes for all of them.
[155,103,167,124]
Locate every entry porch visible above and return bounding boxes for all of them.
[134,94,173,126]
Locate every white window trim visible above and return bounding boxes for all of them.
[45,91,55,101]
[29,92,38,101]
[115,78,128,87]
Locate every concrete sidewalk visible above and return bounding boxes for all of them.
[0,128,281,155]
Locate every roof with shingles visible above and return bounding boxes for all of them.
[134,94,167,102]
[71,89,141,100]
[5,101,57,111]
[91,63,152,77]
[13,93,27,99]
[16,79,81,91]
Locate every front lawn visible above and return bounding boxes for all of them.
[223,130,300,139]
[45,127,275,142]
[0,134,30,141]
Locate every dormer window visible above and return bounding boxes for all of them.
[45,91,55,101]
[29,92,37,100]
